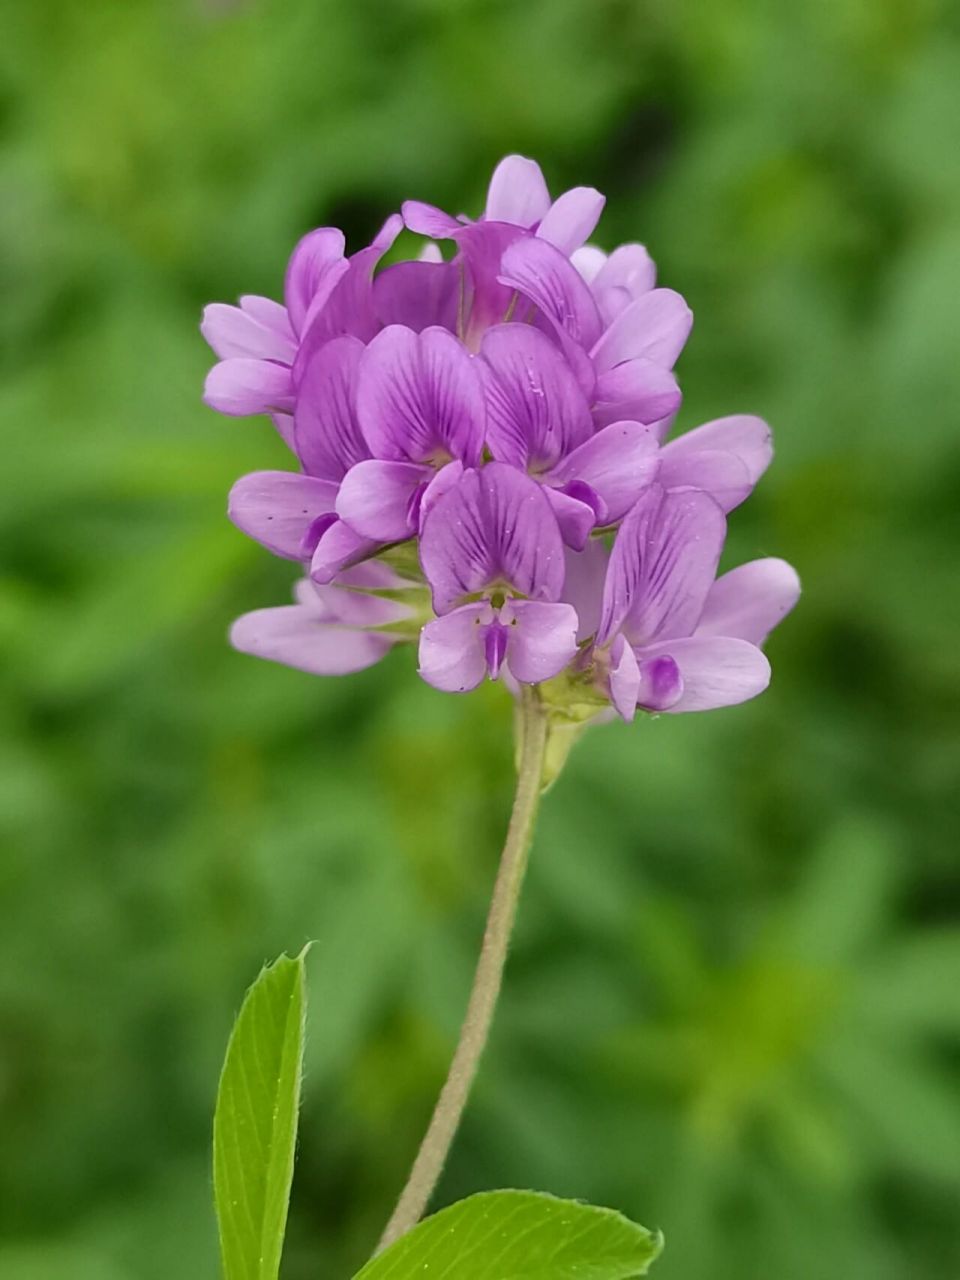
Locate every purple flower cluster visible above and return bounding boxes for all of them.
[204,156,798,717]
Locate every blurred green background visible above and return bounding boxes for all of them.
[2,1,959,1277]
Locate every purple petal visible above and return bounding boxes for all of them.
[696,558,800,646]
[544,486,597,551]
[661,414,773,485]
[657,448,753,513]
[592,358,682,428]
[455,220,526,340]
[591,288,693,373]
[598,484,726,646]
[562,540,608,642]
[501,599,579,684]
[297,215,403,350]
[591,244,656,322]
[419,462,566,613]
[228,471,338,559]
[335,459,429,541]
[201,299,296,362]
[231,604,396,676]
[536,187,606,256]
[608,634,641,721]
[418,603,489,692]
[571,245,607,283]
[310,519,380,583]
[356,325,485,466]
[485,155,551,226]
[418,459,464,530]
[479,323,593,469]
[485,621,509,679]
[283,227,347,336]
[402,200,464,238]
[636,650,684,712]
[307,574,412,628]
[499,237,603,354]
[270,412,297,452]
[638,636,771,712]
[293,335,368,481]
[204,358,293,417]
[373,259,461,333]
[549,421,659,523]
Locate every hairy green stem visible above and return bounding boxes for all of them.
[376,685,549,1252]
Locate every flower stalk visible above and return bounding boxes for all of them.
[376,684,549,1252]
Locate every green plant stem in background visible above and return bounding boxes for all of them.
[376,686,550,1252]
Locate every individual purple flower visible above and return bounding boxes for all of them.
[201,215,402,435]
[417,463,579,692]
[592,484,799,718]
[230,563,419,676]
[478,323,660,548]
[333,324,485,549]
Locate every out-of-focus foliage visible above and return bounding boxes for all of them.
[0,2,958,1278]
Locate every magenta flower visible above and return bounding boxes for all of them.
[203,154,799,718]
[593,484,800,717]
[417,464,579,692]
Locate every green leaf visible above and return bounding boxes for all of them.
[213,950,309,1280]
[353,1191,663,1280]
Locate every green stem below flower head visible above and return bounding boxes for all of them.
[376,684,550,1253]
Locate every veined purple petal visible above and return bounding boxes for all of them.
[657,448,753,513]
[499,237,603,354]
[402,200,465,238]
[592,358,682,428]
[479,324,593,469]
[283,227,347,336]
[598,484,726,646]
[203,358,293,417]
[661,414,773,485]
[549,421,659,524]
[544,486,597,551]
[455,220,527,341]
[591,288,693,373]
[310,519,380,583]
[562,540,608,642]
[373,260,461,333]
[537,187,606,256]
[201,299,296,362]
[485,621,509,680]
[356,325,485,466]
[696,558,800,646]
[335,459,429,541]
[418,603,490,692]
[485,155,551,226]
[231,604,396,676]
[298,214,403,352]
[419,463,566,613]
[228,471,338,559]
[639,636,770,713]
[293,335,367,481]
[500,599,579,684]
